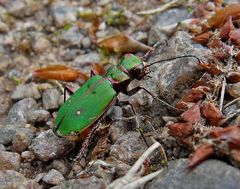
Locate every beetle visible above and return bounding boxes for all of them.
[53,53,201,160]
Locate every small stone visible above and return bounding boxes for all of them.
[33,37,51,54]
[29,130,74,161]
[110,131,147,165]
[11,82,41,100]
[73,52,100,66]
[0,144,6,151]
[28,109,50,123]
[6,98,38,126]
[0,170,41,189]
[0,21,9,33]
[50,159,71,176]
[42,88,61,110]
[0,94,12,116]
[59,26,84,46]
[21,151,35,162]
[82,37,91,49]
[50,176,106,189]
[106,157,131,177]
[227,82,240,97]
[0,124,16,145]
[42,169,65,185]
[0,151,21,170]
[12,128,34,153]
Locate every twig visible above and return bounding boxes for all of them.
[223,97,240,110]
[219,109,240,127]
[107,142,161,189]
[137,0,182,15]
[219,77,226,112]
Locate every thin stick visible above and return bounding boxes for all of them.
[137,0,182,15]
[219,109,240,127]
[219,77,226,112]
[122,169,162,189]
[223,97,240,110]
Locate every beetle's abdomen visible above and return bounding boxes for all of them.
[54,75,117,136]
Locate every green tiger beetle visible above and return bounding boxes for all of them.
[53,49,201,160]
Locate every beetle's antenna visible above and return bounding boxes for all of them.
[145,55,201,68]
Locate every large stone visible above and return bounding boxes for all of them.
[0,151,21,170]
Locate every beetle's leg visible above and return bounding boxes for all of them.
[90,69,97,77]
[116,100,149,147]
[64,86,75,102]
[127,86,182,111]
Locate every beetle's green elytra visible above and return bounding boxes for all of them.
[55,75,117,136]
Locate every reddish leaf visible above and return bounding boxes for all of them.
[34,65,89,82]
[193,2,211,18]
[207,4,240,29]
[227,83,240,98]
[167,122,194,139]
[191,74,212,88]
[198,61,223,75]
[219,16,235,40]
[227,71,240,83]
[176,86,210,109]
[210,126,240,149]
[229,29,240,48]
[180,102,201,124]
[201,101,225,126]
[188,143,214,168]
[91,64,106,76]
[88,17,100,43]
[98,33,152,54]
[192,31,213,45]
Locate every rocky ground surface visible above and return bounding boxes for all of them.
[0,0,240,189]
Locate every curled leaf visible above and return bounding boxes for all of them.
[180,102,201,124]
[227,71,240,83]
[229,29,240,48]
[98,33,152,54]
[167,122,194,139]
[219,16,235,40]
[91,64,106,76]
[207,4,240,29]
[201,101,225,126]
[192,31,213,45]
[33,65,89,82]
[198,61,223,75]
[188,143,214,168]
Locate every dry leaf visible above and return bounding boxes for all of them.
[227,71,240,83]
[201,101,225,126]
[167,122,194,139]
[33,65,89,82]
[229,29,240,47]
[91,63,106,76]
[98,33,152,54]
[192,31,213,45]
[198,61,223,75]
[180,102,201,124]
[188,143,214,168]
[219,16,235,40]
[227,82,240,97]
[207,4,240,29]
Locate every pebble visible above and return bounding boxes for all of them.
[27,109,51,123]
[0,151,21,170]
[42,88,61,110]
[0,124,17,145]
[49,159,71,176]
[21,150,35,162]
[33,36,51,54]
[42,169,65,185]
[59,26,84,46]
[81,37,91,49]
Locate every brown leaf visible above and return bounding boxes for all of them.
[192,31,213,45]
[210,126,240,149]
[33,65,89,82]
[98,33,152,54]
[229,29,240,47]
[227,71,240,83]
[188,143,214,168]
[207,4,240,29]
[88,17,100,43]
[167,122,194,139]
[91,63,106,76]
[227,83,240,98]
[198,61,223,75]
[201,101,225,126]
[219,16,235,40]
[193,2,211,18]
[176,86,210,107]
[180,102,201,124]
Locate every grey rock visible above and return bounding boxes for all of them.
[0,21,9,33]
[59,26,84,46]
[110,131,147,165]
[73,52,100,66]
[6,98,38,126]
[81,37,91,49]
[106,157,131,178]
[0,151,20,170]
[11,83,41,100]
[33,36,51,54]
[0,125,17,145]
[0,144,6,151]
[60,48,82,61]
[28,109,50,123]
[12,128,34,153]
[0,94,12,116]
[147,159,240,189]
[51,3,77,28]
[29,130,74,161]
[42,169,65,185]
[21,151,35,162]
[49,159,71,176]
[50,176,106,189]
[42,89,61,110]
[0,170,41,189]
[79,160,115,185]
